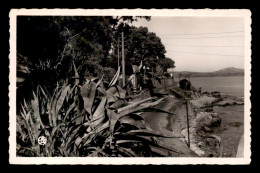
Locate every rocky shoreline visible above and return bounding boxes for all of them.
[132,87,244,157]
[179,91,244,157]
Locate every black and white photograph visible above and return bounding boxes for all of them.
[9,9,251,164]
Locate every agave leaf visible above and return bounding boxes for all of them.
[64,102,76,121]
[106,85,126,99]
[117,147,138,157]
[20,104,27,120]
[18,111,35,145]
[117,129,183,138]
[81,133,96,146]
[50,124,63,138]
[51,84,67,122]
[23,99,28,110]
[106,109,120,133]
[117,97,156,113]
[16,122,25,140]
[26,121,35,145]
[72,58,79,85]
[118,98,164,117]
[120,114,144,122]
[46,100,52,127]
[140,107,175,115]
[28,112,39,144]
[118,114,147,129]
[106,94,118,108]
[56,85,70,120]
[96,74,104,87]
[82,121,110,146]
[139,98,164,107]
[57,147,68,157]
[66,84,77,101]
[75,136,82,146]
[97,87,107,95]
[108,66,120,88]
[109,99,126,109]
[88,147,107,157]
[50,87,62,127]
[84,115,106,133]
[66,114,85,126]
[108,109,154,134]
[150,139,184,155]
[19,147,40,157]
[122,74,134,89]
[31,92,44,128]
[70,125,82,135]
[97,150,108,157]
[65,129,81,149]
[48,124,64,152]
[80,80,96,115]
[39,85,48,100]
[150,145,171,156]
[116,140,141,145]
[135,135,157,143]
[90,77,99,83]
[114,134,157,148]
[75,95,83,125]
[91,97,107,129]
[93,97,107,120]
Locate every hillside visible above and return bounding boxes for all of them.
[171,67,244,77]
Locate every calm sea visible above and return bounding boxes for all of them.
[178,76,244,97]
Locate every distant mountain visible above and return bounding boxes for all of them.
[171,67,244,77]
[213,67,244,76]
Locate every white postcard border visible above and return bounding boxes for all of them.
[9,9,252,165]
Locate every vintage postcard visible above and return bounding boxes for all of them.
[9,9,251,165]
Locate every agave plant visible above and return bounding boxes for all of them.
[63,71,191,157]
[16,82,80,156]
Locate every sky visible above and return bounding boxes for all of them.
[132,17,244,72]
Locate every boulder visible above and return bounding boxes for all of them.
[179,79,191,90]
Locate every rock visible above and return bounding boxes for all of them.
[202,126,213,133]
[197,141,206,148]
[214,100,244,107]
[181,128,205,156]
[228,122,242,127]
[211,91,221,98]
[213,94,244,107]
[204,107,213,112]
[206,138,216,146]
[169,93,224,157]
[190,95,217,108]
[179,79,191,90]
[195,112,221,129]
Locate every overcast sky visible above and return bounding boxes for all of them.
[132,17,244,72]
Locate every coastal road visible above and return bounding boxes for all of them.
[140,96,197,157]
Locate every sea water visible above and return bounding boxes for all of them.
[182,76,244,98]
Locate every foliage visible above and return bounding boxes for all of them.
[110,25,166,70]
[17,83,79,156]
[158,57,175,72]
[17,67,191,157]
[17,16,151,103]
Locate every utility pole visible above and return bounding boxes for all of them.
[122,32,125,86]
[117,37,120,69]
[186,99,191,148]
